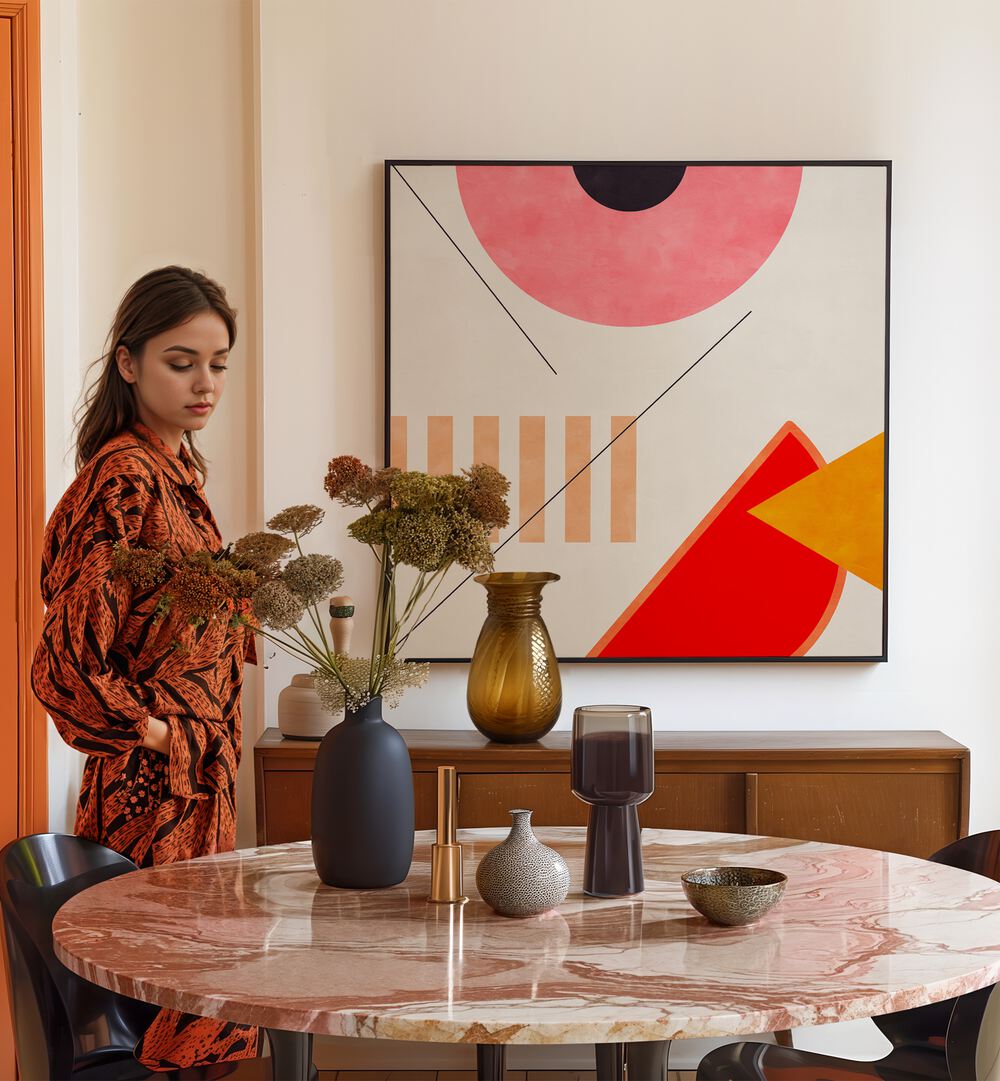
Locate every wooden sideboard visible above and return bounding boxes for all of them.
[253,729,970,860]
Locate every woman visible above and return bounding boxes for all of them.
[31,266,260,1073]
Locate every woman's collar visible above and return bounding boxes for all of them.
[130,420,201,488]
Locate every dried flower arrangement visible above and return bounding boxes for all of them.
[112,460,510,715]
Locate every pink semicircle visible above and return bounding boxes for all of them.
[457,164,802,327]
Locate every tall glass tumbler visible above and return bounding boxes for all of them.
[571,704,654,897]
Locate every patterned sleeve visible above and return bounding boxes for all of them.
[164,714,238,800]
[155,619,248,800]
[31,470,177,756]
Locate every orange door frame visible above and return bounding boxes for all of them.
[2,0,46,837]
[0,0,47,1072]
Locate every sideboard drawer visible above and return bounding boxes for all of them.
[259,766,439,841]
[753,772,961,857]
[413,771,437,831]
[458,773,588,827]
[455,771,745,832]
[260,770,311,844]
[642,773,745,833]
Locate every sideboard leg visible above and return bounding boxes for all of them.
[595,1042,626,1080]
[265,1028,314,1081]
[476,1043,506,1079]
[627,1039,671,1079]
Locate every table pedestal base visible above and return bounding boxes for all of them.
[596,1039,671,1081]
[626,1040,671,1078]
[595,1042,626,1079]
[477,1043,506,1079]
[265,1028,314,1080]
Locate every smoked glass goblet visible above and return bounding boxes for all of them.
[571,704,654,897]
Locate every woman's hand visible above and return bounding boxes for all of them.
[141,716,171,755]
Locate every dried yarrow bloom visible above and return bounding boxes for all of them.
[348,508,394,548]
[463,463,511,529]
[281,553,344,605]
[110,544,169,591]
[266,504,325,538]
[314,656,377,713]
[390,471,463,513]
[377,656,430,709]
[231,531,295,574]
[251,580,306,631]
[169,558,233,626]
[390,510,450,572]
[446,510,494,574]
[209,559,259,595]
[371,467,399,505]
[313,669,351,714]
[325,456,376,507]
[313,656,429,715]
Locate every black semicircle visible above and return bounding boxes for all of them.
[572,164,688,212]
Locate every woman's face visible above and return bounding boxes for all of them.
[116,310,230,451]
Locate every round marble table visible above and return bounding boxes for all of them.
[53,828,1000,1080]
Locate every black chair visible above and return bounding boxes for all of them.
[0,832,282,1080]
[0,832,164,1079]
[697,830,1000,1081]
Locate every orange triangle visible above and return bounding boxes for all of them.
[748,433,885,590]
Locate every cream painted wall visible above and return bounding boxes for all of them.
[41,0,262,846]
[257,0,1000,825]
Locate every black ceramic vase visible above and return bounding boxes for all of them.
[310,696,414,889]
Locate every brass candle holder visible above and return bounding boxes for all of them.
[429,766,467,904]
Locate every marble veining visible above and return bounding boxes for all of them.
[52,828,1000,1045]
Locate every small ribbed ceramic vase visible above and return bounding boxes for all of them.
[277,674,339,740]
[467,572,561,743]
[475,809,570,917]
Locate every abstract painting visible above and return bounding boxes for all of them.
[386,160,889,661]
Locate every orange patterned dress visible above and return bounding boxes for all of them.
[31,421,260,1071]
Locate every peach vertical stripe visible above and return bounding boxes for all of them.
[474,417,501,540]
[473,416,500,468]
[610,416,637,543]
[564,416,591,543]
[519,416,546,542]
[427,416,453,475]
[389,416,407,469]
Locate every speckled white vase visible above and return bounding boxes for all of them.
[476,809,571,917]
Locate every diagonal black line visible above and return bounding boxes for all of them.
[392,165,557,375]
[401,309,753,642]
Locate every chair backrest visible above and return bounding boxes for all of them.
[871,830,1000,1054]
[938,832,1000,1079]
[931,830,1000,881]
[0,833,158,1080]
[946,982,1000,1080]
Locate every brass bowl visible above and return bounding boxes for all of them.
[681,866,787,926]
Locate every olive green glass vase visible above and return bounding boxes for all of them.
[467,572,561,743]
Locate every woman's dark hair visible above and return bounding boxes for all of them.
[74,265,238,481]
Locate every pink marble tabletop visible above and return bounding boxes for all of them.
[52,828,1000,1046]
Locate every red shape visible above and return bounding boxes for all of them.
[591,424,844,658]
[456,165,802,327]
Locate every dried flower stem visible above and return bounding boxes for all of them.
[292,531,335,658]
[396,565,453,652]
[255,625,327,670]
